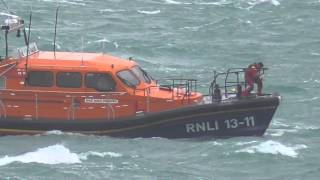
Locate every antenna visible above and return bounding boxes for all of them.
[81,36,84,66]
[24,9,32,85]
[53,6,59,58]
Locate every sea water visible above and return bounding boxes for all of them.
[0,0,319,179]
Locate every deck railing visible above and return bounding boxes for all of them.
[209,67,267,102]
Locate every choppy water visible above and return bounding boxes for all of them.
[0,0,320,179]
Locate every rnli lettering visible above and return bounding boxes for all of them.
[84,98,118,104]
[185,116,255,133]
[186,121,219,133]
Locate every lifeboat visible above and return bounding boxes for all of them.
[0,12,280,138]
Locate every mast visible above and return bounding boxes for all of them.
[24,10,32,77]
[53,6,59,58]
[4,28,8,58]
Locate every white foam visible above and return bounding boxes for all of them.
[292,124,320,130]
[248,0,281,7]
[87,38,110,45]
[196,0,231,6]
[113,42,119,49]
[165,0,229,6]
[43,130,85,136]
[44,130,65,135]
[272,119,290,127]
[311,52,320,56]
[94,38,111,43]
[297,96,319,102]
[0,144,123,166]
[137,10,161,15]
[267,129,297,137]
[235,141,258,146]
[236,140,307,158]
[79,151,122,160]
[0,144,81,166]
[164,0,183,4]
[99,9,125,13]
[214,141,224,146]
[39,0,86,6]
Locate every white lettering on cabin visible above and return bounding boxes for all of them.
[17,42,39,57]
[84,98,119,104]
[186,121,219,133]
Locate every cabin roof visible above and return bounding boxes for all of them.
[17,51,137,73]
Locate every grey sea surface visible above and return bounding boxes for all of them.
[0,0,319,179]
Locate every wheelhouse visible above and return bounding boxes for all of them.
[0,12,202,121]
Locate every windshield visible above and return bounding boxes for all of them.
[117,69,140,88]
[131,66,152,84]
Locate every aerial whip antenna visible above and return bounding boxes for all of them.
[53,6,59,58]
[24,9,32,85]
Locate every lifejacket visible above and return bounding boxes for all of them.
[245,64,258,80]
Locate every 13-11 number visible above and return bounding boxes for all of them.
[224,116,255,129]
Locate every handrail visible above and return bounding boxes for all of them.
[0,62,17,77]
[133,86,157,113]
[157,78,197,101]
[0,89,127,95]
[132,79,198,112]
[209,67,268,102]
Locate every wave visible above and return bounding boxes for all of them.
[79,151,122,160]
[87,38,119,49]
[39,0,86,6]
[266,129,298,137]
[0,144,80,166]
[235,141,258,146]
[0,144,123,166]
[297,96,320,102]
[272,119,320,130]
[164,0,186,5]
[91,38,111,44]
[164,0,228,6]
[248,0,280,7]
[137,10,161,15]
[43,130,86,136]
[99,9,126,13]
[211,141,223,146]
[196,0,231,6]
[235,140,307,158]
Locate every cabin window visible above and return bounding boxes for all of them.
[85,73,116,92]
[117,70,140,88]
[131,66,152,84]
[56,72,82,88]
[27,71,53,87]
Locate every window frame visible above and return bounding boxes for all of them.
[85,72,117,92]
[116,69,141,88]
[131,66,152,84]
[56,72,82,88]
[27,71,54,87]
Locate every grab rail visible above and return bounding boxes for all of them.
[209,67,267,102]
[157,78,197,102]
[0,89,127,95]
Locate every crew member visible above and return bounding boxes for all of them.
[213,84,222,102]
[242,62,264,96]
